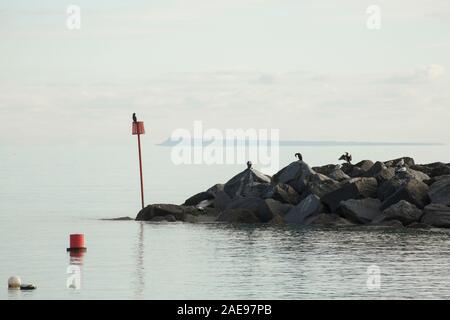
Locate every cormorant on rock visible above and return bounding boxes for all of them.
[339,152,352,164]
[246,161,252,169]
[132,113,137,123]
[295,153,303,161]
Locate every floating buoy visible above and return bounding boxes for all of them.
[8,276,21,289]
[67,234,87,253]
[8,276,36,290]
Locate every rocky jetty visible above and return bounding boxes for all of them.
[135,157,450,229]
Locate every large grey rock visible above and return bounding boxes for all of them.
[304,213,353,226]
[428,176,450,206]
[363,161,395,184]
[272,161,315,194]
[380,179,430,210]
[355,160,374,172]
[212,190,233,211]
[183,191,214,206]
[374,200,423,225]
[136,204,205,221]
[322,177,378,212]
[241,182,273,198]
[225,197,288,222]
[413,162,450,177]
[328,169,351,182]
[384,157,415,167]
[305,178,342,200]
[312,164,338,176]
[421,204,450,228]
[284,194,324,224]
[377,176,408,201]
[338,198,382,224]
[217,209,259,223]
[404,168,430,182]
[224,168,271,198]
[264,198,293,217]
[266,183,300,205]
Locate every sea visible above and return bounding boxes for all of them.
[1,143,450,299]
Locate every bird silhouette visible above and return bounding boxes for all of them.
[295,153,303,161]
[339,152,352,164]
[246,161,252,169]
[132,113,137,123]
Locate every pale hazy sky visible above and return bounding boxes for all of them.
[1,0,449,146]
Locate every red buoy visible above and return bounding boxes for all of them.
[67,234,87,252]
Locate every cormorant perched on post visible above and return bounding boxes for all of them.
[295,153,303,161]
[246,161,252,169]
[339,152,352,164]
[132,113,137,123]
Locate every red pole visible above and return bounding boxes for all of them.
[137,133,144,209]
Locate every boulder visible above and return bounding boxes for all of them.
[414,162,450,177]
[354,160,374,172]
[272,160,315,194]
[266,183,300,205]
[212,190,233,211]
[225,197,289,222]
[312,164,338,176]
[328,169,351,182]
[428,176,450,205]
[404,168,430,182]
[264,198,293,217]
[375,200,423,225]
[136,204,217,221]
[136,204,189,221]
[150,215,177,222]
[241,182,273,198]
[304,213,353,226]
[363,161,395,184]
[380,179,430,210]
[322,177,378,212]
[421,204,450,228]
[305,178,342,200]
[224,167,271,198]
[338,198,382,224]
[284,194,324,224]
[217,209,259,223]
[430,164,450,177]
[183,191,214,206]
[269,214,285,224]
[384,157,415,167]
[377,176,408,201]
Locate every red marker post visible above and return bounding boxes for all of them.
[132,120,146,209]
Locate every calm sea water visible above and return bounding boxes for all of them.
[1,144,450,299]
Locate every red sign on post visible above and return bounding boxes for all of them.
[132,121,145,135]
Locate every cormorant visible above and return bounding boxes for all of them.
[339,152,352,164]
[132,113,137,123]
[295,153,303,161]
[247,161,252,169]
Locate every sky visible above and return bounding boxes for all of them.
[0,0,449,146]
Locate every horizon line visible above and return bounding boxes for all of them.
[156,138,444,147]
